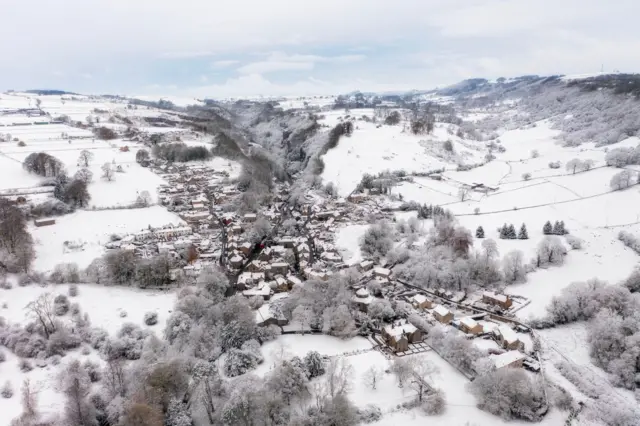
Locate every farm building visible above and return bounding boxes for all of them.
[373,267,391,280]
[352,288,374,312]
[482,291,513,309]
[34,218,56,227]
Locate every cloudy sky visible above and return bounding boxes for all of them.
[1,0,638,98]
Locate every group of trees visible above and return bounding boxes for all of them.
[83,250,177,289]
[360,222,394,261]
[565,158,595,174]
[23,152,65,177]
[542,220,567,235]
[605,144,640,168]
[0,198,35,272]
[498,223,528,240]
[610,169,637,191]
[152,142,213,163]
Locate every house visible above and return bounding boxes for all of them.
[238,272,265,288]
[158,243,175,254]
[230,255,244,268]
[270,262,289,276]
[433,305,453,323]
[410,294,434,309]
[491,350,526,369]
[274,276,289,292]
[239,242,253,256]
[482,292,513,310]
[34,218,55,227]
[382,321,422,352]
[243,213,257,222]
[373,267,391,280]
[278,237,296,248]
[459,317,483,335]
[352,288,374,312]
[359,260,374,272]
[191,200,206,210]
[243,283,272,300]
[255,303,288,327]
[245,260,264,273]
[496,325,521,350]
[347,193,367,203]
[287,275,302,288]
[155,226,193,240]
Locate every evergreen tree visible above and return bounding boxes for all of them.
[543,221,553,235]
[558,221,567,235]
[499,224,508,239]
[518,224,529,240]
[507,224,517,239]
[476,226,485,239]
[552,221,561,235]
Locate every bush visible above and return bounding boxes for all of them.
[143,312,158,326]
[357,405,382,423]
[50,263,80,284]
[421,390,446,415]
[223,347,261,377]
[1,381,12,398]
[19,359,33,372]
[470,368,546,421]
[31,199,75,217]
[68,284,79,297]
[95,126,117,140]
[46,326,82,356]
[548,161,561,169]
[522,172,531,181]
[565,235,583,250]
[53,294,70,316]
[0,350,5,362]
[83,360,101,382]
[17,141,26,147]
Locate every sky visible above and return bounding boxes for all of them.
[1,0,639,99]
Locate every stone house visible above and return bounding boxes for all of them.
[433,305,453,324]
[410,294,434,309]
[482,292,513,310]
[382,321,422,352]
[459,317,483,335]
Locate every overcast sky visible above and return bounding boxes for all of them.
[1,0,638,98]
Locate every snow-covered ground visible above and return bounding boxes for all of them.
[334,224,369,266]
[29,206,184,272]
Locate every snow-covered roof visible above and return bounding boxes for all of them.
[433,305,451,317]
[497,325,519,344]
[356,288,370,298]
[492,350,526,369]
[483,291,509,303]
[460,317,479,329]
[230,255,243,263]
[255,304,273,323]
[410,294,429,304]
[384,322,418,339]
[243,284,271,297]
[373,267,391,276]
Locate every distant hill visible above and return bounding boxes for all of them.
[24,89,78,96]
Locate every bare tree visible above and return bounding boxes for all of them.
[565,158,582,174]
[391,358,414,388]
[581,159,595,171]
[19,379,38,423]
[77,150,94,167]
[104,358,127,398]
[610,169,634,191]
[136,191,152,207]
[292,306,312,335]
[503,250,526,283]
[362,366,383,390]
[26,293,57,338]
[324,358,354,398]
[458,187,470,202]
[408,359,439,402]
[101,163,115,182]
[58,359,95,426]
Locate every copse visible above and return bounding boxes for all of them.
[152,142,213,162]
[23,152,65,177]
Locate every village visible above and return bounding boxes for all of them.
[91,147,540,382]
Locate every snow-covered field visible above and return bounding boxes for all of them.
[30,206,184,272]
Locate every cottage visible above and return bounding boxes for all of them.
[287,275,302,288]
[482,292,513,310]
[496,325,521,350]
[410,294,434,309]
[491,350,525,369]
[352,288,374,312]
[459,317,483,335]
[382,321,422,352]
[433,305,453,323]
[191,200,206,210]
[158,243,175,255]
[155,226,193,240]
[238,272,266,287]
[255,303,288,327]
[373,267,391,280]
[359,260,374,272]
[279,237,296,248]
[34,218,55,227]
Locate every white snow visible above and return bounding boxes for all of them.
[334,224,368,265]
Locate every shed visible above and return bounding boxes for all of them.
[496,325,521,350]
[410,294,433,309]
[491,350,525,369]
[34,218,56,227]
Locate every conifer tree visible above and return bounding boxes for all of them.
[508,224,517,239]
[499,224,508,239]
[558,220,566,235]
[476,226,485,238]
[552,221,561,235]
[543,221,553,235]
[518,223,529,240]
